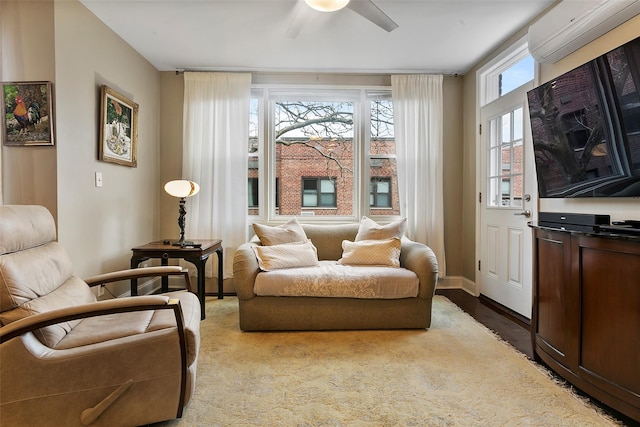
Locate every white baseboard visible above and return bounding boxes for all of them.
[437,276,478,296]
[114,277,162,298]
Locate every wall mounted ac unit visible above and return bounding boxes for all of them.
[528,0,640,64]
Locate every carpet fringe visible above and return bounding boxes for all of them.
[437,296,626,426]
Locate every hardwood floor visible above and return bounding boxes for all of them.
[437,289,639,427]
[436,289,533,358]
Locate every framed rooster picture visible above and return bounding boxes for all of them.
[1,81,55,146]
[99,85,138,167]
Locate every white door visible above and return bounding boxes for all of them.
[479,83,536,319]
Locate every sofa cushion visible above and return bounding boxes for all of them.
[355,216,406,241]
[254,261,419,299]
[338,238,401,267]
[253,218,307,246]
[253,240,319,271]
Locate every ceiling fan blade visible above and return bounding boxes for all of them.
[347,0,398,32]
[285,0,313,39]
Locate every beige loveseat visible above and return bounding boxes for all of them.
[233,221,439,331]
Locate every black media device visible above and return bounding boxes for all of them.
[538,212,610,232]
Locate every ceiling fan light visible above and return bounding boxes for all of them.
[304,0,350,12]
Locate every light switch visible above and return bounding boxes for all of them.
[95,172,103,187]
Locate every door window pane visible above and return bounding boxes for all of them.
[501,113,511,143]
[513,107,523,140]
[488,108,524,207]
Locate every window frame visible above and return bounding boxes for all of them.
[249,85,399,223]
[479,36,533,107]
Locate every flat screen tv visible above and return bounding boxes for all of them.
[527,36,640,198]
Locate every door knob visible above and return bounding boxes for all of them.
[514,210,531,218]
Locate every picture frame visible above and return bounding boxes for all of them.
[1,81,55,146]
[99,85,138,167]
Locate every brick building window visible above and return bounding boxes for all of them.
[248,178,258,208]
[370,177,391,208]
[248,177,279,214]
[302,177,336,207]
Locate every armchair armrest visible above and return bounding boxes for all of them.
[400,238,439,299]
[85,266,191,292]
[233,242,261,300]
[0,296,189,422]
[0,296,183,344]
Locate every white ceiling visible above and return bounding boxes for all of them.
[79,0,555,75]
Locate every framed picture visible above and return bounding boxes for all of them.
[99,85,138,167]
[1,81,55,146]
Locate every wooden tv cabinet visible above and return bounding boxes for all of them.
[531,225,639,421]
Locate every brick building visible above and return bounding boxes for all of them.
[248,137,400,216]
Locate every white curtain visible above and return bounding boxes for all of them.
[182,72,251,279]
[391,74,446,277]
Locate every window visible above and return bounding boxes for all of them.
[499,55,535,97]
[370,177,391,207]
[488,107,524,207]
[248,96,260,215]
[302,177,336,208]
[480,37,535,106]
[249,87,399,220]
[248,178,258,208]
[369,98,398,215]
[275,99,353,216]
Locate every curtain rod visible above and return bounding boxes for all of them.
[175,70,460,77]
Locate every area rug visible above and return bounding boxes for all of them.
[156,296,619,426]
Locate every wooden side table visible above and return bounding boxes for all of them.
[130,239,223,320]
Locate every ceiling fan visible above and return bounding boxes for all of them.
[285,0,399,39]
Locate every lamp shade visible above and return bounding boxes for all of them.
[304,0,350,12]
[164,180,200,198]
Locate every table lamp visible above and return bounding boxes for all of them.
[164,179,200,246]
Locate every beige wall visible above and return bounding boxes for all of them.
[1,0,162,291]
[442,76,464,277]
[52,0,162,283]
[1,0,58,219]
[159,72,184,240]
[462,13,640,284]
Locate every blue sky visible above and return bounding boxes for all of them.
[501,55,535,95]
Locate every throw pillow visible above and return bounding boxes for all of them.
[355,216,406,241]
[253,217,307,246]
[338,238,401,267]
[252,240,319,271]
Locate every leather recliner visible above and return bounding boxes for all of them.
[0,205,201,426]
